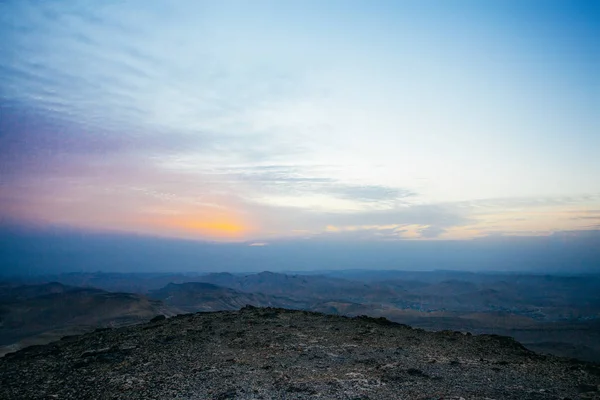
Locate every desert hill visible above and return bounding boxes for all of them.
[149,282,308,312]
[0,306,598,399]
[0,282,176,356]
[3,271,600,363]
[194,271,387,302]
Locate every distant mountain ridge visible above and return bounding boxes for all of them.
[0,282,88,302]
[194,271,398,303]
[2,270,600,362]
[0,282,176,356]
[149,281,308,312]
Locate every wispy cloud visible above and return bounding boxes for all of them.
[327,185,414,203]
[1,1,599,242]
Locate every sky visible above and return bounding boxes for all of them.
[1,0,599,246]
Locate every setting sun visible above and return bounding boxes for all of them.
[144,214,250,240]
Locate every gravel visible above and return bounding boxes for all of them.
[1,306,599,399]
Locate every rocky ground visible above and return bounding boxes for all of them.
[1,306,599,400]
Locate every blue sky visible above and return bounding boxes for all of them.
[1,0,599,242]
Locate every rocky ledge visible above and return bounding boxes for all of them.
[1,306,599,399]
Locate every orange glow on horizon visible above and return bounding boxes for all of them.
[173,219,245,235]
[140,213,250,240]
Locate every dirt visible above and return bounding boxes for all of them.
[1,306,599,399]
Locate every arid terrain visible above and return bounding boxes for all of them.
[2,270,599,363]
[1,306,599,399]
[0,282,176,356]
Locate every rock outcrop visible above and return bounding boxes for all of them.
[1,307,599,399]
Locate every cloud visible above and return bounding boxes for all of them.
[456,195,600,211]
[1,1,599,243]
[419,225,447,238]
[327,185,414,203]
[245,201,473,241]
[199,164,415,208]
[317,226,405,241]
[1,0,313,182]
[214,165,334,185]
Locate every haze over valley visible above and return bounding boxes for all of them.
[3,269,599,364]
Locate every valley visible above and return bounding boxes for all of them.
[2,270,599,362]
